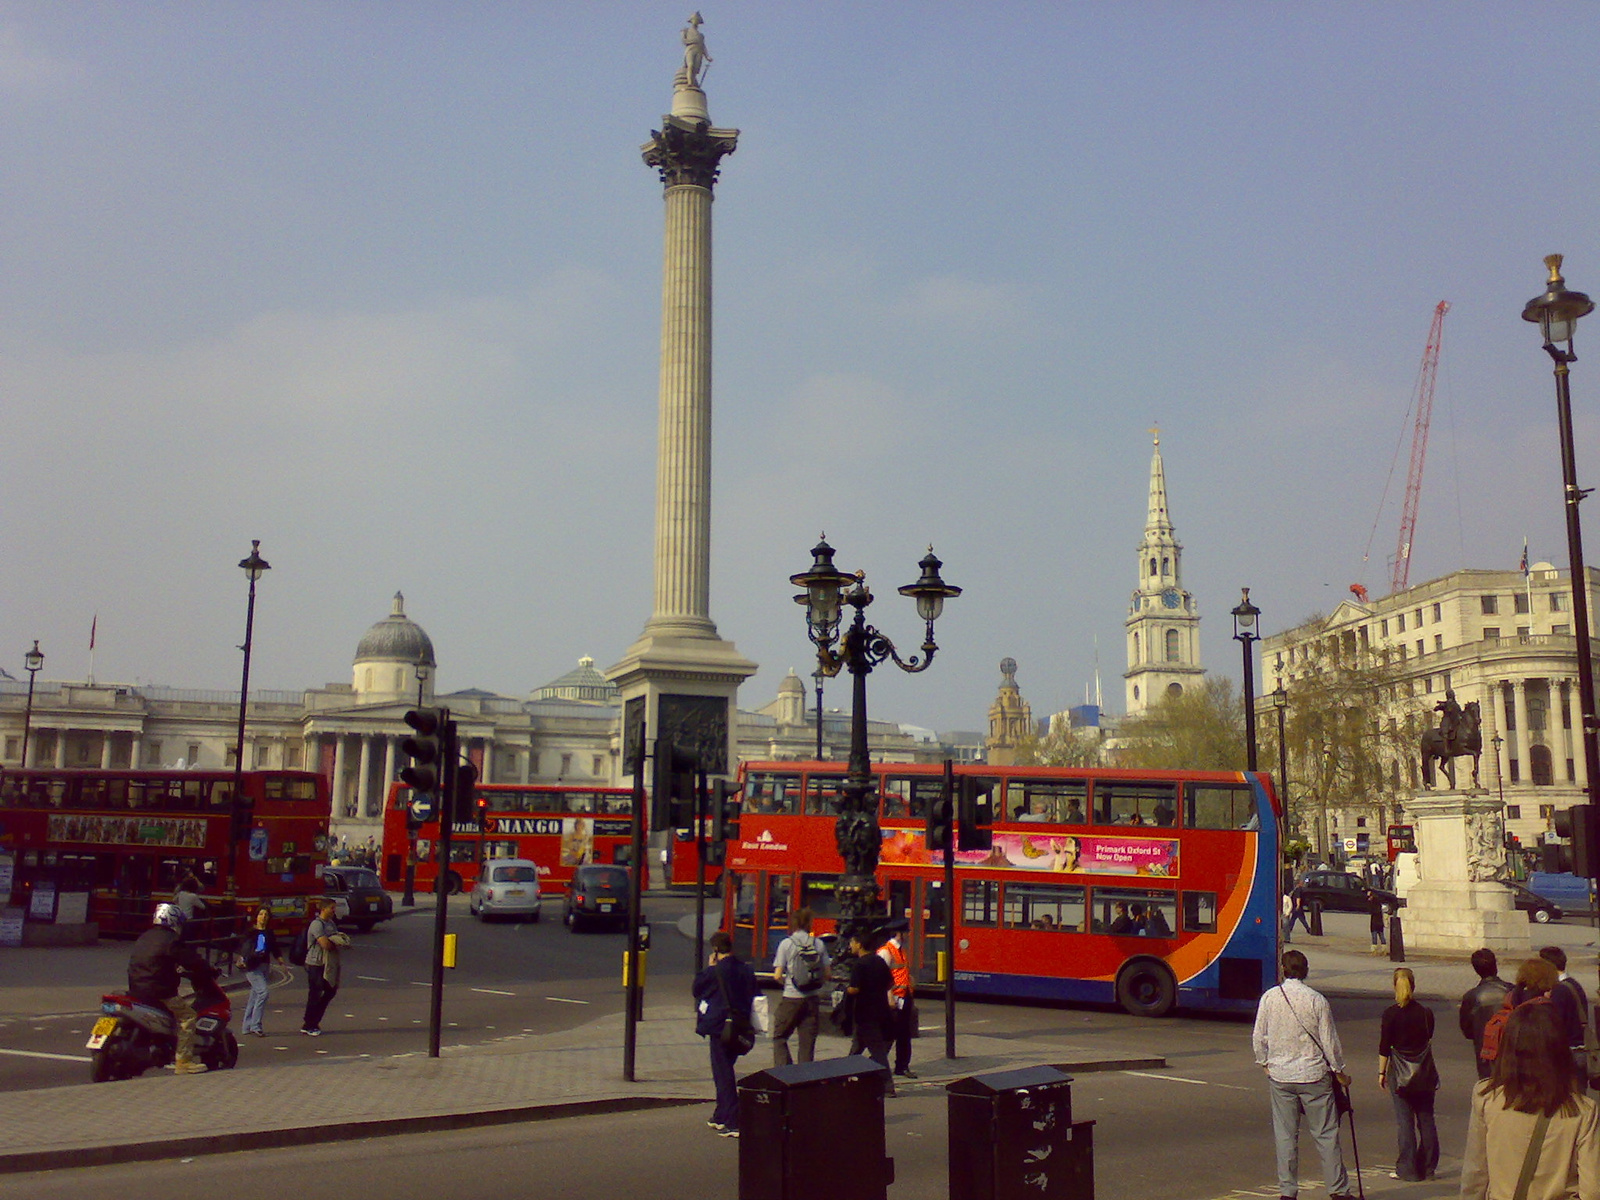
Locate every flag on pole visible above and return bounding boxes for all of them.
[89,614,97,650]
[1520,539,1530,577]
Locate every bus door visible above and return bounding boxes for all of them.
[727,870,791,968]
[914,876,948,986]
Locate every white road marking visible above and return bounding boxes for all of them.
[471,988,515,996]
[410,981,431,987]
[545,996,589,1005]
[0,1048,92,1063]
[1124,1070,1251,1091]
[357,975,389,982]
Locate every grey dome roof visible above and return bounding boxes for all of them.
[354,592,436,667]
[532,656,617,704]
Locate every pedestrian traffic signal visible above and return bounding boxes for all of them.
[451,760,479,827]
[708,778,740,865]
[400,708,443,796]
[957,777,995,851]
[1553,805,1598,878]
[651,743,698,832]
[926,783,954,854]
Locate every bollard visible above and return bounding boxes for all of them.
[442,932,457,968]
[1388,913,1405,962]
[622,948,648,987]
[1308,900,1324,937]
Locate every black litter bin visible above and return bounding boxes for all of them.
[947,1065,1094,1200]
[738,1055,894,1200]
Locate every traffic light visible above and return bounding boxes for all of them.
[926,781,954,854]
[651,743,698,832]
[708,778,740,866]
[1553,805,1598,877]
[400,708,443,796]
[451,760,480,827]
[958,777,995,851]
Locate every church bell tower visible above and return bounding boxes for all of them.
[1124,434,1203,714]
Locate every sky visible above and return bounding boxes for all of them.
[3,3,1598,735]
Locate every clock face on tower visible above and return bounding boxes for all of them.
[1162,589,1181,609]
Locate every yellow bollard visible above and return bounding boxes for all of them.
[622,949,648,988]
[937,949,949,983]
[443,932,457,969]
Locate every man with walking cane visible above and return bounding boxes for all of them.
[1253,949,1359,1200]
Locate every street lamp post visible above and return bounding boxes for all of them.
[812,668,825,760]
[1232,588,1261,772]
[1271,684,1290,846]
[230,540,270,893]
[21,641,43,768]
[791,538,959,944]
[1491,732,1506,807]
[1522,257,1600,836]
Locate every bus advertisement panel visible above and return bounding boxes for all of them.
[721,761,1280,1018]
[380,782,636,894]
[0,768,332,938]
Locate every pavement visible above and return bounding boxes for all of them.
[0,901,1592,1180]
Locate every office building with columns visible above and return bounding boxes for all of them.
[1261,562,1600,853]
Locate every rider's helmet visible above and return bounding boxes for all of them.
[153,902,186,931]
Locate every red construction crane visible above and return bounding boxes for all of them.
[1390,300,1450,593]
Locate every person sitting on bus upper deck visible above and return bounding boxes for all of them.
[1062,798,1085,824]
[1015,804,1048,823]
[1109,902,1135,935]
[1129,903,1149,934]
[1145,905,1173,938]
[1129,812,1146,826]
[1153,802,1175,827]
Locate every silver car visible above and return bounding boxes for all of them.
[469,858,544,922]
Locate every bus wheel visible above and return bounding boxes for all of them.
[444,871,463,896]
[1115,959,1177,1018]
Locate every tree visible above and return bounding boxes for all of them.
[1013,720,1106,768]
[1113,676,1246,771]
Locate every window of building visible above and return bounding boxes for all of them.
[1481,595,1499,615]
[1165,628,1181,662]
[1483,627,1501,640]
[1555,624,1572,636]
[1518,626,1532,638]
[187,743,200,765]
[1515,593,1531,614]
[1506,805,1521,820]
[1416,640,1424,658]
[1161,556,1170,577]
[3,736,16,761]
[1355,816,1367,828]
[1531,746,1555,787]
[559,753,572,777]
[1397,613,1406,633]
[1424,676,1433,694]
[1398,645,1408,662]
[1539,803,1556,819]
[1551,593,1568,612]
[1381,619,1390,637]
[592,756,603,776]
[1148,557,1158,578]
[286,745,302,768]
[254,745,269,767]
[147,740,162,766]
[1414,608,1424,627]
[1434,634,1444,652]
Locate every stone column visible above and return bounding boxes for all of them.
[332,735,348,818]
[1513,680,1531,784]
[303,733,318,776]
[357,735,373,817]
[100,735,113,770]
[1566,679,1586,787]
[54,731,66,769]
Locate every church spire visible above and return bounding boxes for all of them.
[1146,431,1174,537]
[1124,430,1203,714]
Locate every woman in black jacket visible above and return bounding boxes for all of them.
[1378,966,1440,1181]
[236,905,281,1037]
[693,929,757,1137]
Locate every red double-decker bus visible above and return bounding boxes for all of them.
[0,768,332,939]
[722,760,1282,1018]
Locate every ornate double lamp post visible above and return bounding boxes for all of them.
[229,540,270,891]
[1522,256,1600,811]
[21,640,43,767]
[1232,588,1261,772]
[1271,683,1290,839]
[790,538,960,944]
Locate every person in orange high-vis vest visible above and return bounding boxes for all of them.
[878,930,916,1078]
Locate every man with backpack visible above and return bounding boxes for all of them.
[771,907,830,1066]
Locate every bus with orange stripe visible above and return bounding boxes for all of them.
[721,761,1281,1017]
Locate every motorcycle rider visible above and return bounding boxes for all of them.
[127,902,217,1074]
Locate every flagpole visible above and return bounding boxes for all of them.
[88,614,97,685]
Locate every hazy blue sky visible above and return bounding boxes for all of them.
[3,3,1597,734]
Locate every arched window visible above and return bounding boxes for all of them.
[1530,744,1555,787]
[364,668,374,690]
[1148,557,1158,578]
[1165,629,1181,662]
[1133,633,1140,662]
[1161,556,1170,577]
[1166,682,1183,699]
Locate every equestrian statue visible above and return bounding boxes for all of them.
[1420,690,1482,790]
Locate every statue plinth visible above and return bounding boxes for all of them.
[1399,789,1524,954]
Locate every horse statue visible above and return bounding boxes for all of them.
[1420,696,1481,790]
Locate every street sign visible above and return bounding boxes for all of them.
[1343,837,1358,852]
[410,794,436,823]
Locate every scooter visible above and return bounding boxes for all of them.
[87,978,239,1082]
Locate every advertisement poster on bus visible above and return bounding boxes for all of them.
[47,814,207,850]
[880,828,1178,878]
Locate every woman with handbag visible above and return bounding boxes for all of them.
[693,929,757,1138]
[1378,967,1441,1181]
[1461,1002,1600,1200]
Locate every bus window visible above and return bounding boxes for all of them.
[1012,780,1087,824]
[805,775,845,816]
[744,772,801,815]
[962,880,1000,927]
[881,775,918,819]
[727,872,755,960]
[1182,891,1218,933]
[767,875,793,926]
[1186,783,1255,830]
[1003,882,1086,932]
[1093,887,1177,938]
[1096,781,1177,827]
[798,873,842,917]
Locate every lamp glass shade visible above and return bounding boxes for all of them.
[808,580,841,627]
[1545,311,1576,346]
[24,642,43,672]
[238,540,271,582]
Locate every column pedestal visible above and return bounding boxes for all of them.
[1400,788,1523,954]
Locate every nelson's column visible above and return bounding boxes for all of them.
[607,15,757,804]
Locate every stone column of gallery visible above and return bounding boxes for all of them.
[607,20,756,881]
